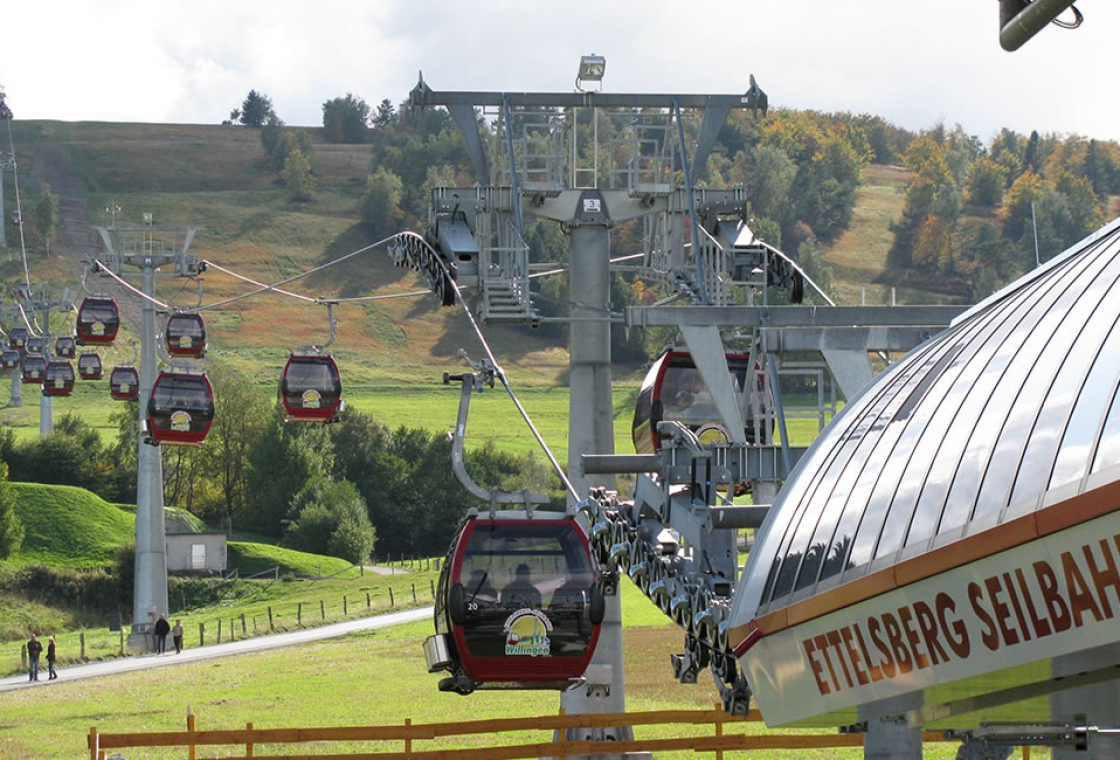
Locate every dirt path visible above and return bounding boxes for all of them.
[22,141,97,257]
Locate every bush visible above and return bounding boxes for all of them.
[1,564,123,614]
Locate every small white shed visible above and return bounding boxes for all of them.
[165,533,227,573]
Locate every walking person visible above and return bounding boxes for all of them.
[154,613,171,654]
[46,636,58,680]
[26,634,42,682]
[172,619,184,654]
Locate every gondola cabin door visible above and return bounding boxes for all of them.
[431,513,603,693]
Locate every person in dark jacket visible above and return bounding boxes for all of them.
[26,634,42,681]
[501,563,542,608]
[154,613,171,654]
[46,636,58,680]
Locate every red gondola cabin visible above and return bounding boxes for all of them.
[75,298,120,346]
[425,512,603,694]
[21,354,47,384]
[109,365,140,401]
[43,360,75,397]
[8,326,29,350]
[279,353,343,422]
[164,313,206,358]
[54,335,77,359]
[146,371,214,446]
[631,350,770,454]
[78,352,103,381]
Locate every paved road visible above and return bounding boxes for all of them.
[0,605,433,693]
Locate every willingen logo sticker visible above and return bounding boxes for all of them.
[504,609,553,657]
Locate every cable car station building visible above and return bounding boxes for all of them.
[728,218,1120,757]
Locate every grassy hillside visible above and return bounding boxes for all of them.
[0,120,945,451]
[4,120,955,384]
[0,477,442,698]
[4,483,134,568]
[7,120,574,389]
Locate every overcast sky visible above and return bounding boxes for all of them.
[3,1,1116,146]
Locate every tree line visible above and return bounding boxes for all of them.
[887,123,1120,300]
[226,86,1120,311]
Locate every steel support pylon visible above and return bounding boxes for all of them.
[559,215,638,750]
[128,263,168,652]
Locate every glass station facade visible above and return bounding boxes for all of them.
[739,218,1120,617]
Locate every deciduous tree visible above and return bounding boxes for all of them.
[34,183,59,252]
[322,93,370,143]
[359,167,403,232]
[282,147,316,202]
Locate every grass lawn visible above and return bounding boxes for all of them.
[0,582,985,760]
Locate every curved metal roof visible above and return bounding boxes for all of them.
[736,217,1120,620]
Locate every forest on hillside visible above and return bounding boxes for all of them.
[275,90,1120,307]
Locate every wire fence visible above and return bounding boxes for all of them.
[5,562,438,677]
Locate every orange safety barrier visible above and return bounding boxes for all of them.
[88,708,1029,759]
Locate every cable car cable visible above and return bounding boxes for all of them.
[391,230,579,501]
[87,259,172,311]
[194,237,388,311]
[326,291,431,303]
[201,260,319,302]
[201,258,429,309]
[3,109,32,291]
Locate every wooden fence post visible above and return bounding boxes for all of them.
[20,643,26,671]
[217,619,223,644]
[430,580,435,597]
[80,632,86,661]
[297,602,302,626]
[343,595,348,615]
[715,703,724,760]
[230,618,235,641]
[199,622,205,647]
[246,721,254,758]
[187,707,197,760]
[412,583,417,602]
[389,588,394,607]
[366,592,371,609]
[268,607,274,631]
[241,613,247,635]
[320,600,325,620]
